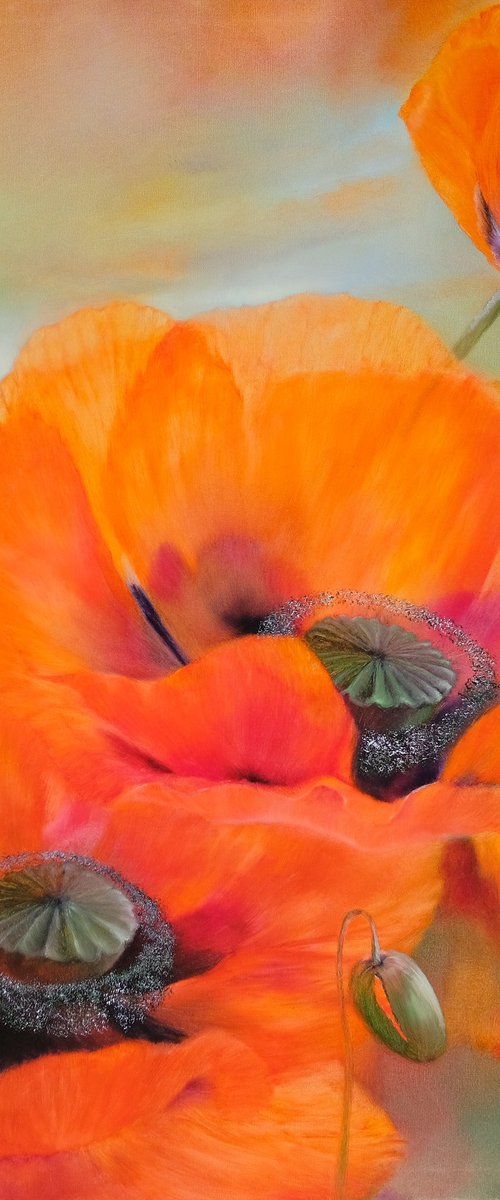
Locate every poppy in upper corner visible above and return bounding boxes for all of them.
[0,293,498,681]
[401,5,500,266]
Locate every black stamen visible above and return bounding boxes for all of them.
[223,610,269,636]
[0,1016,188,1073]
[130,583,188,666]
[118,1014,187,1044]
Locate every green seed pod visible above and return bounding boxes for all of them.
[351,950,446,1062]
[0,859,138,974]
[304,616,456,728]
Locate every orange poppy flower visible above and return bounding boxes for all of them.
[0,684,426,1080]
[0,641,496,1195]
[0,702,409,1199]
[401,5,500,265]
[4,629,495,1068]
[0,702,410,1200]
[0,697,351,1076]
[0,295,498,677]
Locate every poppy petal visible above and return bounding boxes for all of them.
[443,705,500,786]
[1,297,498,673]
[0,1042,402,1200]
[1,302,172,559]
[106,348,499,626]
[0,411,172,676]
[63,636,356,786]
[192,291,456,380]
[401,6,500,263]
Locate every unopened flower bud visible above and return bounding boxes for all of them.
[351,949,446,1062]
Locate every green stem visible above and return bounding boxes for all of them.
[453,287,500,360]
[335,909,382,1200]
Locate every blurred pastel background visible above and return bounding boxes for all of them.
[1,0,500,380]
[2,3,500,1198]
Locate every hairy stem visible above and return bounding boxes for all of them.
[453,287,500,360]
[335,909,382,1200]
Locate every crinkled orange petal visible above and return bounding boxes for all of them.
[443,705,500,786]
[192,291,456,384]
[401,6,500,263]
[87,782,449,950]
[0,1037,402,1200]
[0,1031,267,1157]
[0,410,172,677]
[152,771,500,851]
[64,636,356,786]
[93,776,488,1071]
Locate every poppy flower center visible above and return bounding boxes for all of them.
[0,852,175,1040]
[261,589,496,797]
[304,615,456,724]
[0,858,138,982]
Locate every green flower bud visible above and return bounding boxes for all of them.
[351,949,446,1062]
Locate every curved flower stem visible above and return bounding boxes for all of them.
[453,286,500,360]
[335,909,382,1200]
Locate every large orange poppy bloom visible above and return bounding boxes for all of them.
[0,294,498,677]
[0,694,354,1077]
[0,681,420,1081]
[0,619,497,1196]
[401,5,500,266]
[88,647,500,1080]
[0,705,407,1199]
[4,631,497,1064]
